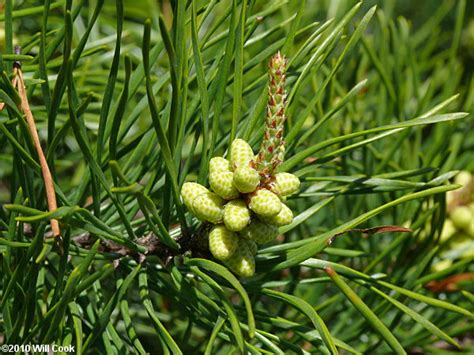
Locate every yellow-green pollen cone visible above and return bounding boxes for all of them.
[240,219,279,245]
[260,203,293,226]
[269,172,300,196]
[225,237,256,277]
[181,182,209,214]
[209,170,239,200]
[233,165,260,193]
[223,199,251,231]
[229,138,254,169]
[244,239,258,256]
[249,188,282,217]
[192,191,224,224]
[209,225,238,261]
[450,206,472,231]
[209,157,232,174]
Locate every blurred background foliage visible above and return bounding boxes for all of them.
[0,0,473,353]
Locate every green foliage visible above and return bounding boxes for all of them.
[1,0,473,353]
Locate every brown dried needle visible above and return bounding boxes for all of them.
[15,64,61,239]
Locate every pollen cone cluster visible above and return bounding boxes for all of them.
[181,139,300,277]
[180,52,299,278]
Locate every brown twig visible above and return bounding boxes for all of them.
[14,64,61,240]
